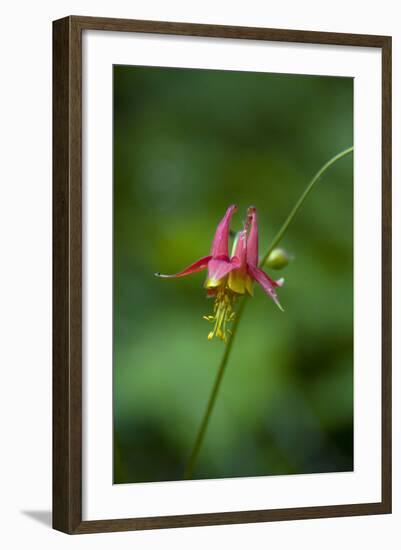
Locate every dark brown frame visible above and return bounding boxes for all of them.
[53,15,392,534]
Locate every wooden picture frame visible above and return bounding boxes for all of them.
[53,15,392,534]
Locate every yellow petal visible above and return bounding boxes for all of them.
[228,270,247,295]
[204,276,225,289]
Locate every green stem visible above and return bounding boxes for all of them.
[261,146,354,265]
[183,146,353,480]
[183,296,247,480]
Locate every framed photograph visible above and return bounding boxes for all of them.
[53,16,392,534]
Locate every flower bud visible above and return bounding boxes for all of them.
[265,248,293,270]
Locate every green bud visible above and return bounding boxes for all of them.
[265,248,293,270]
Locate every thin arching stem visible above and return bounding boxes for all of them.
[260,146,354,265]
[183,146,354,480]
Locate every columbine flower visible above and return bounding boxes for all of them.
[155,205,284,342]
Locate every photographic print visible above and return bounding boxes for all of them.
[53,16,391,533]
[112,65,354,484]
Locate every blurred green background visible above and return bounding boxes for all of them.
[113,65,353,483]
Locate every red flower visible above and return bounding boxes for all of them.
[156,205,284,341]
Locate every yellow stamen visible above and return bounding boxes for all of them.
[203,284,236,342]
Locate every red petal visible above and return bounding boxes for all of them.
[210,205,237,258]
[155,255,211,278]
[246,206,259,267]
[248,264,284,311]
[207,257,239,284]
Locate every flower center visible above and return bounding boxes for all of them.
[203,284,236,342]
